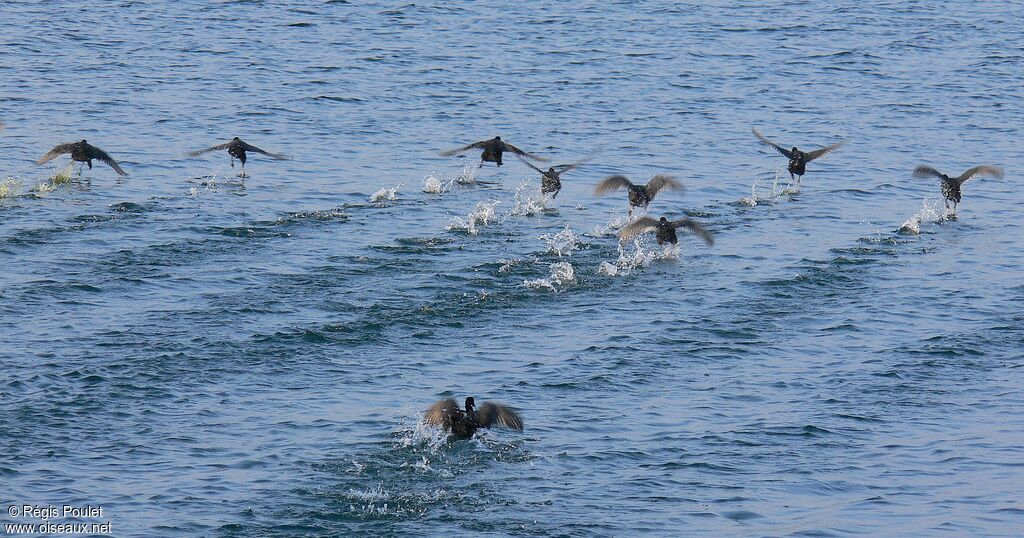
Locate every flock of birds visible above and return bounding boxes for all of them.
[4,124,1007,438]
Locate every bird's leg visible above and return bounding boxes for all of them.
[230,157,235,168]
[477,160,484,169]
[240,162,247,178]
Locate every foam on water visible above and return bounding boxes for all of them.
[523,261,576,290]
[446,199,501,235]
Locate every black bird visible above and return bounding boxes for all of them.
[440,136,547,168]
[752,128,845,185]
[594,174,682,216]
[36,140,127,176]
[518,156,587,198]
[619,216,714,246]
[188,137,289,177]
[423,397,523,439]
[912,165,1003,212]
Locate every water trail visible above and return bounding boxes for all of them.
[446,199,501,235]
[539,226,580,257]
[590,212,636,238]
[370,184,403,203]
[523,261,576,290]
[898,198,947,234]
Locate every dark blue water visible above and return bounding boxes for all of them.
[2,1,1023,535]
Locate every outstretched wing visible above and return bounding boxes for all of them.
[805,140,846,161]
[424,398,458,428]
[645,175,682,196]
[956,165,1003,186]
[502,142,547,162]
[618,216,659,242]
[516,155,545,173]
[36,142,77,165]
[186,141,232,157]
[551,156,589,175]
[439,140,488,156]
[594,175,634,194]
[671,218,714,246]
[240,141,289,160]
[752,128,793,158]
[475,402,523,430]
[912,165,944,180]
[86,145,128,176]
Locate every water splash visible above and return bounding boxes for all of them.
[740,170,794,206]
[370,184,402,203]
[422,173,456,194]
[508,182,550,216]
[455,162,479,184]
[599,238,680,276]
[539,226,580,257]
[51,162,75,184]
[590,213,633,238]
[0,177,21,199]
[899,198,947,234]
[446,199,501,235]
[523,261,576,290]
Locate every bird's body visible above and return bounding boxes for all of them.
[423,397,523,439]
[912,165,1003,212]
[520,157,586,198]
[752,128,844,186]
[619,216,714,247]
[188,137,288,177]
[440,136,546,168]
[594,175,682,216]
[36,140,127,176]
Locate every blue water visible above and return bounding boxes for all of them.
[2,1,1023,535]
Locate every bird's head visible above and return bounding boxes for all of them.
[81,139,88,144]
[548,167,556,173]
[494,136,501,141]
[659,217,668,223]
[233,137,240,141]
[791,147,799,153]
[464,397,476,412]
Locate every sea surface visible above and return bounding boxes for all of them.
[1,1,1023,536]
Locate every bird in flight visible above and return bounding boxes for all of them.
[37,140,127,177]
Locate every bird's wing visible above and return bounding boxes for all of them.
[87,145,128,176]
[35,142,77,165]
[645,175,683,196]
[516,155,544,173]
[424,398,458,427]
[671,218,714,246]
[439,140,488,156]
[617,217,659,242]
[752,128,793,158]
[594,175,634,194]
[551,156,589,175]
[957,165,1003,185]
[186,141,233,157]
[240,141,289,160]
[502,142,548,162]
[911,165,944,180]
[805,140,846,161]
[475,402,523,430]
